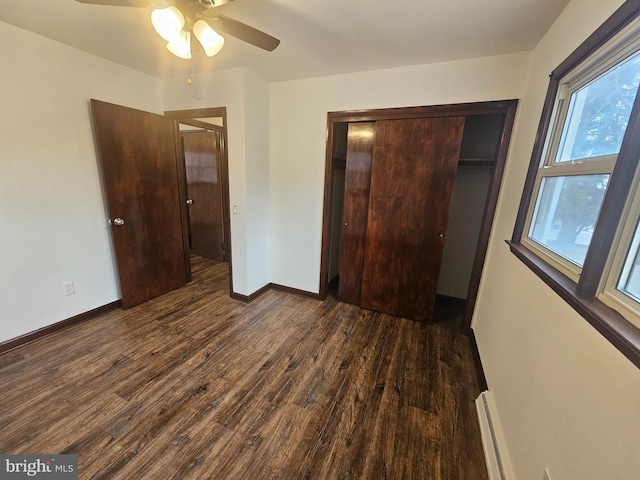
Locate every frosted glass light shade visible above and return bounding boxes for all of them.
[151,7,185,43]
[193,20,225,57]
[166,30,192,59]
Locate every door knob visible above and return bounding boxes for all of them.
[186,199,193,205]
[113,217,125,226]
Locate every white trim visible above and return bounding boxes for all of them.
[521,236,583,281]
[564,16,640,88]
[522,171,612,280]
[598,157,640,329]
[599,289,640,329]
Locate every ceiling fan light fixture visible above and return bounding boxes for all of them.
[166,30,192,59]
[193,20,225,57]
[151,6,185,43]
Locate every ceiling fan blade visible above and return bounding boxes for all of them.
[202,13,280,51]
[75,0,153,6]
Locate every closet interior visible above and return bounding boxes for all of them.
[323,102,516,324]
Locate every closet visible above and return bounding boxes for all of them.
[322,101,516,325]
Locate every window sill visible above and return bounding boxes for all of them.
[507,240,640,369]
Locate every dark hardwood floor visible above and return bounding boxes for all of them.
[0,256,488,479]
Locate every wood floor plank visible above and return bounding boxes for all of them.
[0,256,488,479]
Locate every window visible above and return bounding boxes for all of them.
[511,1,640,368]
[599,181,640,328]
[522,32,640,280]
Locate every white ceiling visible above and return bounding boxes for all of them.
[0,0,571,82]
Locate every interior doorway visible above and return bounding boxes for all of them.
[165,108,233,293]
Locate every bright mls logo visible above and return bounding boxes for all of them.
[0,455,78,479]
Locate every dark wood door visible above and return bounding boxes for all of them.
[91,99,186,309]
[360,117,465,322]
[338,122,375,305]
[182,131,225,262]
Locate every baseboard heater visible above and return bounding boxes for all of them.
[476,390,513,480]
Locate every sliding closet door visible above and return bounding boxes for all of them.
[360,117,465,322]
[337,122,375,305]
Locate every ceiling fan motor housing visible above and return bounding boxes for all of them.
[198,0,232,7]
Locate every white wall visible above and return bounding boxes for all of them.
[269,53,530,292]
[162,68,270,296]
[242,70,271,294]
[472,0,640,479]
[0,23,531,343]
[4,6,637,478]
[437,167,492,299]
[0,21,163,343]
[0,19,270,341]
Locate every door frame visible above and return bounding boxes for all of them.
[319,100,518,333]
[165,107,233,295]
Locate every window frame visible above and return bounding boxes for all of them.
[510,0,640,369]
[599,166,640,329]
[522,170,614,281]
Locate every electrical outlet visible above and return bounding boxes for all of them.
[63,281,75,296]
[543,467,553,480]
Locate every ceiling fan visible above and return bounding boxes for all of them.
[75,0,280,59]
